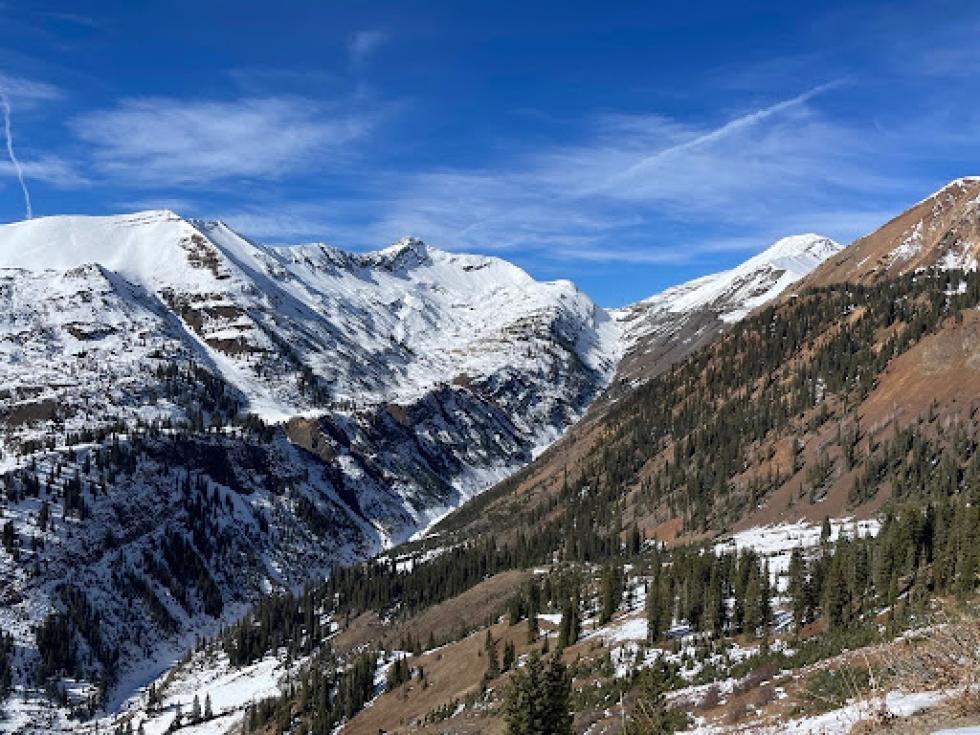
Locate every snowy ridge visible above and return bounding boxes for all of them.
[606,234,841,387]
[812,177,980,287]
[0,211,619,420]
[884,181,980,272]
[908,175,980,210]
[613,234,841,345]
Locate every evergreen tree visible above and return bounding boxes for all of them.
[624,661,682,734]
[787,547,806,630]
[557,596,580,650]
[543,652,572,734]
[503,650,572,735]
[759,561,772,631]
[822,550,849,631]
[821,516,832,543]
[504,650,546,734]
[743,560,763,635]
[527,609,539,644]
[600,564,624,625]
[527,580,541,643]
[704,564,725,637]
[646,573,668,643]
[484,630,500,680]
[502,640,516,672]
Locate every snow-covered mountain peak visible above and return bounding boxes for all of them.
[377,235,429,260]
[621,234,841,320]
[607,233,841,387]
[801,177,980,288]
[750,233,841,265]
[909,176,980,209]
[0,209,620,422]
[0,210,198,280]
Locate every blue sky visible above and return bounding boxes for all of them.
[0,1,978,305]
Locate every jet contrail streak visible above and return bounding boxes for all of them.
[0,89,32,219]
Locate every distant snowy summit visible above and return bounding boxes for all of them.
[608,234,842,388]
[616,233,841,333]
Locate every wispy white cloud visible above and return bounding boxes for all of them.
[162,77,945,273]
[0,154,86,187]
[316,83,904,263]
[349,30,387,67]
[42,11,100,28]
[585,80,847,196]
[70,96,375,186]
[0,72,62,108]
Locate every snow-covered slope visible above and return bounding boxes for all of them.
[0,210,621,728]
[0,210,621,539]
[0,211,618,421]
[609,234,841,387]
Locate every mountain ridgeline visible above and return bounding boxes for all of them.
[0,179,976,733]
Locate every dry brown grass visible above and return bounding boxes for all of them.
[342,618,536,734]
[332,569,530,657]
[885,611,980,715]
[841,607,980,733]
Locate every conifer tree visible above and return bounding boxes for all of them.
[646,573,668,643]
[504,650,546,734]
[821,516,832,543]
[502,640,516,672]
[624,661,678,734]
[503,650,571,735]
[600,564,624,625]
[787,547,806,630]
[527,611,539,644]
[557,595,580,650]
[484,630,500,680]
[759,561,772,631]
[543,652,572,734]
[743,561,762,635]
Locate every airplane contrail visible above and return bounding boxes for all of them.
[0,88,33,219]
[584,79,848,197]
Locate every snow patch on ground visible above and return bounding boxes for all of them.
[714,517,881,591]
[89,649,287,735]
